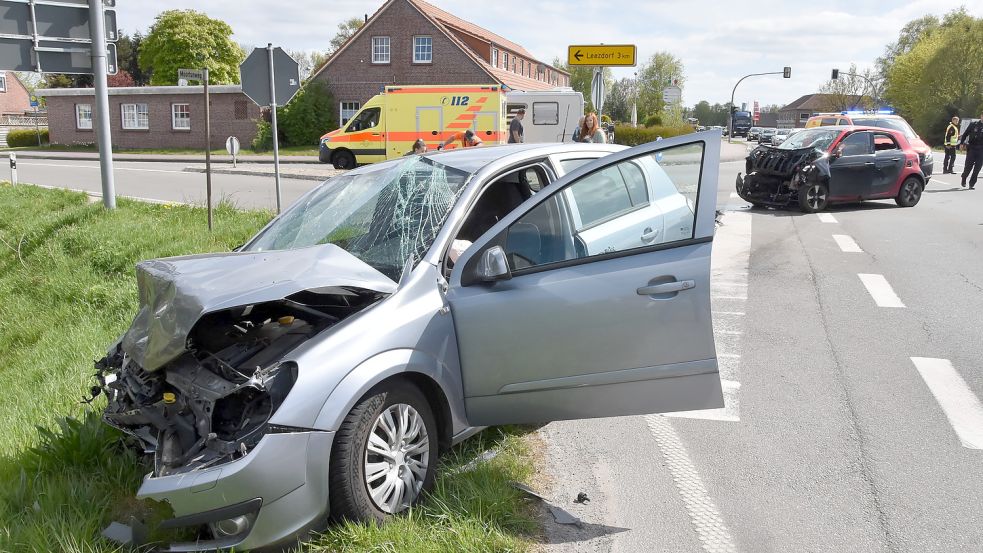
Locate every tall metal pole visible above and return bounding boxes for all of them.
[728,70,786,144]
[88,0,115,209]
[267,43,282,214]
[204,68,213,230]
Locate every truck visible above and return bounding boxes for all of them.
[731,110,753,138]
[505,88,584,143]
[318,84,507,168]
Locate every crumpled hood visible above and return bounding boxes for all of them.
[746,146,824,177]
[121,244,397,371]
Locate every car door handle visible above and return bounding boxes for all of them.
[640,227,660,243]
[637,280,695,295]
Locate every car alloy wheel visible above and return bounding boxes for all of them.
[895,177,922,207]
[799,182,828,213]
[364,403,431,513]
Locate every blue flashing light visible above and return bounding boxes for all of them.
[876,108,894,114]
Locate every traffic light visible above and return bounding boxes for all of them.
[831,69,839,80]
[783,66,791,78]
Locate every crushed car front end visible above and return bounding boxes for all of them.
[735,145,829,207]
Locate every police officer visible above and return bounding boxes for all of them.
[943,116,960,174]
[959,113,983,189]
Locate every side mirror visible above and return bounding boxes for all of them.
[475,245,511,282]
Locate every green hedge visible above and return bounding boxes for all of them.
[5,128,49,147]
[613,125,694,146]
[252,81,336,151]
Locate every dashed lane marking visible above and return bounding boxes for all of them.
[817,213,838,223]
[858,273,906,308]
[832,234,863,253]
[911,357,983,449]
[646,414,739,552]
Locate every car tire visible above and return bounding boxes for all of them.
[895,177,923,207]
[329,382,438,524]
[332,150,355,170]
[798,181,829,213]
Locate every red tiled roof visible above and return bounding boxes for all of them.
[486,66,557,91]
[409,0,536,60]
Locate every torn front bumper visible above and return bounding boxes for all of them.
[735,172,799,207]
[138,430,333,551]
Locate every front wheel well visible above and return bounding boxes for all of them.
[363,373,453,453]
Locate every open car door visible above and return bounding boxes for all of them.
[446,131,723,426]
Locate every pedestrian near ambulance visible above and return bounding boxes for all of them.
[959,113,983,189]
[509,108,525,143]
[579,112,606,143]
[438,129,483,150]
[943,116,960,174]
[572,115,585,142]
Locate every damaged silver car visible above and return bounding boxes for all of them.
[95,133,724,551]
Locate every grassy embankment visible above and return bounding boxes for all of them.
[0,184,539,552]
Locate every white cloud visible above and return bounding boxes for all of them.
[117,0,981,107]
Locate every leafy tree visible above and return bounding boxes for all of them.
[107,70,136,87]
[139,10,244,85]
[817,63,876,111]
[116,30,149,85]
[253,81,337,150]
[604,78,634,123]
[690,101,730,127]
[287,49,330,81]
[636,52,685,121]
[329,17,365,54]
[41,73,91,88]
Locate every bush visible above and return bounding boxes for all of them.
[252,81,336,151]
[613,124,695,146]
[6,128,49,147]
[643,114,663,127]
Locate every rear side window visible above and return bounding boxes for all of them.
[855,118,916,140]
[570,166,635,228]
[821,117,838,126]
[873,133,900,151]
[620,162,648,205]
[838,132,873,156]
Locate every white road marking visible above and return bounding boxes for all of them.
[712,311,746,316]
[817,213,838,223]
[19,161,186,174]
[832,234,863,253]
[858,273,906,308]
[910,357,983,449]
[646,415,738,551]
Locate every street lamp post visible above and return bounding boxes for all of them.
[728,67,791,143]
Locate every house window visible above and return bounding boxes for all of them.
[0,73,6,92]
[413,36,432,63]
[121,103,149,129]
[171,103,190,130]
[503,52,508,70]
[340,101,360,125]
[492,48,499,67]
[520,59,525,75]
[799,112,810,121]
[76,104,92,129]
[234,99,249,120]
[371,36,390,64]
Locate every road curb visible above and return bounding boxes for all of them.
[4,151,322,164]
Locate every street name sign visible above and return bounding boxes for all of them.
[568,44,636,67]
[240,46,300,107]
[178,68,205,82]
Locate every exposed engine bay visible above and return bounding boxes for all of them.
[735,145,829,207]
[95,288,383,476]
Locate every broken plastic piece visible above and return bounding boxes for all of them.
[101,518,147,547]
[511,481,547,500]
[574,492,591,504]
[548,505,582,526]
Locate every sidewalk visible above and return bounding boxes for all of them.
[3,150,321,164]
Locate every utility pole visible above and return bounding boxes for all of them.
[88,0,115,208]
[204,68,213,230]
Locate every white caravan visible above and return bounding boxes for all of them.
[506,88,585,143]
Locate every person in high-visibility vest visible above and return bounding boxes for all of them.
[437,129,483,150]
[943,116,960,174]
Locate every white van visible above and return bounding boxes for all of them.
[506,88,585,143]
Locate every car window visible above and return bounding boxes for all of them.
[620,162,649,205]
[838,132,873,156]
[559,158,596,174]
[837,118,851,126]
[821,117,838,126]
[853,117,917,140]
[873,133,900,151]
[504,142,703,271]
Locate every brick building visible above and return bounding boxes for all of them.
[778,94,866,128]
[38,85,261,149]
[312,0,569,125]
[0,71,33,116]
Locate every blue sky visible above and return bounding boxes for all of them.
[119,0,980,108]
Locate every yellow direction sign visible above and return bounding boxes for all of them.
[568,44,636,67]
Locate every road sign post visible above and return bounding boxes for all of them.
[591,67,605,122]
[240,45,300,214]
[88,0,114,208]
[9,153,16,186]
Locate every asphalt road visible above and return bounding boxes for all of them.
[10,144,983,552]
[539,147,983,552]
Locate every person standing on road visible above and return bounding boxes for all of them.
[571,115,585,142]
[943,116,960,174]
[509,108,525,144]
[959,113,983,189]
[579,112,606,143]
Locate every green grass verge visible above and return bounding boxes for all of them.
[0,184,539,552]
[0,144,320,156]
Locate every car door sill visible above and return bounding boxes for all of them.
[491,358,717,395]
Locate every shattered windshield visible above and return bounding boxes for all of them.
[777,128,841,151]
[245,157,470,280]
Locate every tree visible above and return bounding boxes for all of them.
[253,81,336,150]
[636,52,685,121]
[288,49,330,81]
[329,17,365,54]
[107,70,136,87]
[116,30,149,85]
[41,73,91,88]
[817,64,876,111]
[139,10,244,85]
[605,78,634,123]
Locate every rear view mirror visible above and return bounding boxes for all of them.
[476,246,511,282]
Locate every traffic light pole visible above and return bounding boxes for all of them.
[728,69,790,143]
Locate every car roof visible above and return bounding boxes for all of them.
[346,143,626,177]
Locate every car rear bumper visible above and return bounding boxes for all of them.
[137,431,334,551]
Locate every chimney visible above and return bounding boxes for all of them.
[364,14,368,23]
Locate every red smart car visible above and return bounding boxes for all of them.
[736,126,926,212]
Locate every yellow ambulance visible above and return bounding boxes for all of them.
[318,84,507,168]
